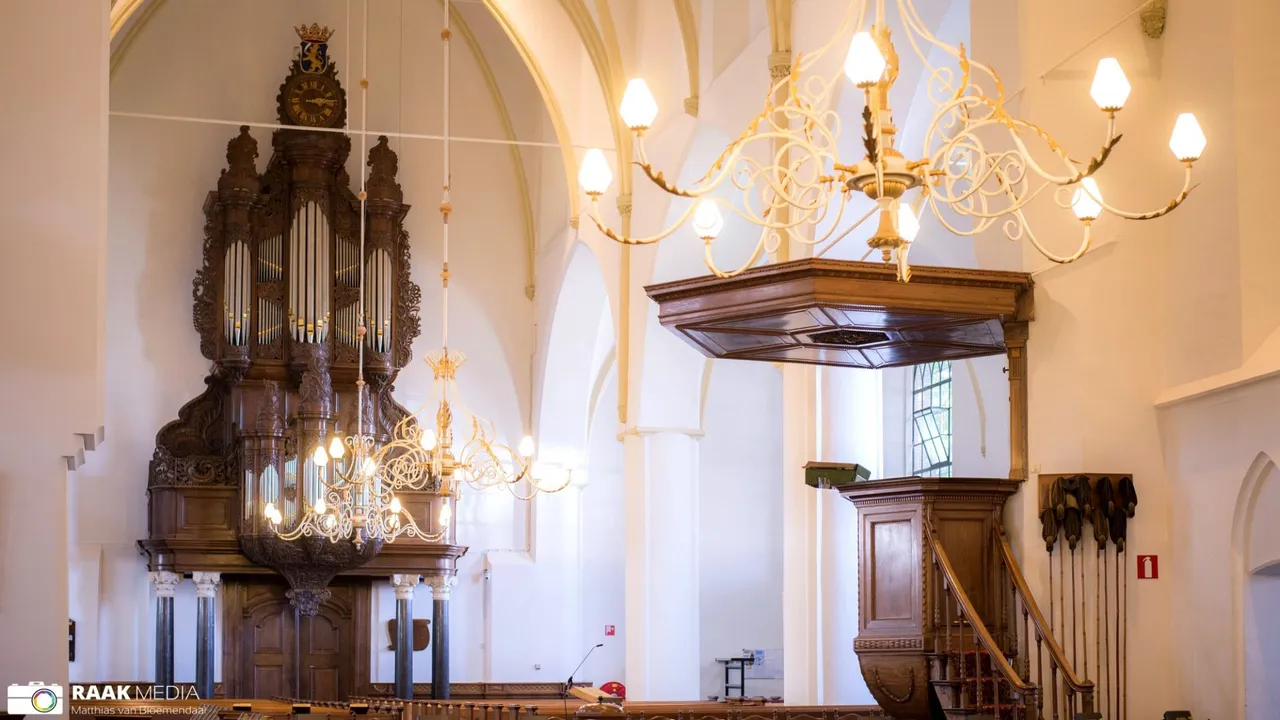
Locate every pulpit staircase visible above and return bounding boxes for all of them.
[924,519,1094,720]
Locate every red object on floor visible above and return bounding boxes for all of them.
[601,681,625,699]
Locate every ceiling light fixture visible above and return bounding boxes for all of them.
[579,0,1204,282]
[370,0,573,502]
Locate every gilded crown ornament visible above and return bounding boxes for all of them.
[295,23,335,44]
[577,0,1206,282]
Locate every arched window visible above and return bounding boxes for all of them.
[912,361,952,477]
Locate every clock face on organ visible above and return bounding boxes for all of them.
[285,74,343,127]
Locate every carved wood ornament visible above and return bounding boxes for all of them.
[139,26,444,610]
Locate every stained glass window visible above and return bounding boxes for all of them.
[912,361,952,477]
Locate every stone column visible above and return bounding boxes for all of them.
[150,571,181,688]
[391,574,420,700]
[425,575,457,699]
[781,364,819,704]
[192,572,220,700]
[623,429,701,701]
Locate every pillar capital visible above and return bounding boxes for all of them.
[192,572,221,599]
[391,574,421,600]
[149,571,182,598]
[424,574,457,600]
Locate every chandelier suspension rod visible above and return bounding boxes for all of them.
[441,0,452,358]
[1005,0,1156,104]
[355,0,370,434]
[107,111,607,151]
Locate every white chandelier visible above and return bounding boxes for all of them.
[576,0,1206,282]
[267,391,446,545]
[364,0,573,503]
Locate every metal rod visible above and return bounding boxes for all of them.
[108,110,611,151]
[1104,548,1111,720]
[1122,549,1128,720]
[1070,548,1078,671]
[1081,543,1088,683]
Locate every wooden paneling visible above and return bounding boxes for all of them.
[869,518,915,622]
[645,259,1033,370]
[223,576,370,700]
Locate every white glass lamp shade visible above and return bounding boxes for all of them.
[312,444,329,466]
[439,501,453,528]
[691,198,725,240]
[844,32,887,88]
[419,427,437,452]
[264,502,277,520]
[620,78,659,131]
[578,149,613,196]
[897,203,920,242]
[1169,113,1207,161]
[518,435,536,458]
[314,497,327,515]
[327,436,344,459]
[1090,58,1131,111]
[389,496,402,514]
[360,457,377,478]
[1071,177,1104,221]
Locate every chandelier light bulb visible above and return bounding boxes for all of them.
[322,514,336,531]
[264,502,276,520]
[1071,177,1104,221]
[518,435,536,458]
[389,496,402,514]
[844,32,887,88]
[691,198,726,240]
[439,501,453,528]
[360,456,377,478]
[420,427,437,452]
[620,78,659,131]
[312,444,329,467]
[897,203,921,242]
[1169,113,1207,161]
[578,149,613,196]
[314,497,327,515]
[1090,58,1131,112]
[328,436,345,459]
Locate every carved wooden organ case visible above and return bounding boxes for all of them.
[140,31,427,594]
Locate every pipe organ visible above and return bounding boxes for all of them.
[141,25,463,625]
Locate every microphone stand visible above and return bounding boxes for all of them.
[564,643,604,700]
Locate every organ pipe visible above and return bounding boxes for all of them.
[288,200,332,344]
[222,241,252,345]
[365,248,393,353]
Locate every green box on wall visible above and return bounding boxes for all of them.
[803,461,872,489]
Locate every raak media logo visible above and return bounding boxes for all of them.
[8,683,64,714]
[70,685,200,701]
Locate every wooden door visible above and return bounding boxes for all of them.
[245,593,295,697]
[223,576,371,699]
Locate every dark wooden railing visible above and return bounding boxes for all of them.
[925,517,1037,719]
[995,528,1096,720]
[924,517,1096,720]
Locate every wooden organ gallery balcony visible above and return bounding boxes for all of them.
[648,260,1091,719]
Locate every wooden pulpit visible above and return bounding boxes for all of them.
[836,475,1019,720]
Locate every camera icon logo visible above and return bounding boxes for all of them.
[7,682,64,714]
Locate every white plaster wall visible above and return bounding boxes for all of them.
[580,368,626,686]
[1244,569,1280,720]
[698,360,784,701]
[2,0,108,690]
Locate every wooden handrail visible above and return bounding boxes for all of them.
[922,518,1035,695]
[996,528,1096,695]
